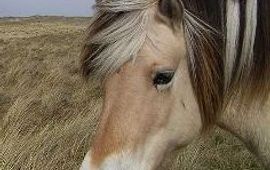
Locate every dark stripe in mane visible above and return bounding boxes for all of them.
[179,0,225,129]
[251,0,270,100]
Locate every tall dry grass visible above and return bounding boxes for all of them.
[0,17,263,170]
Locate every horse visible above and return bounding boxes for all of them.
[80,0,270,169]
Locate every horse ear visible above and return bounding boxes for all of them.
[158,0,183,26]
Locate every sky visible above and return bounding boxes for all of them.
[0,0,95,17]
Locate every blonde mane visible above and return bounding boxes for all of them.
[82,0,155,78]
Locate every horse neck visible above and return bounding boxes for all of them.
[218,97,270,168]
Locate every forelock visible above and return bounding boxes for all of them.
[81,0,157,79]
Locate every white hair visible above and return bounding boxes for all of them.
[225,0,240,89]
[225,0,258,90]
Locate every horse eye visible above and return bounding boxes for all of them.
[153,70,175,87]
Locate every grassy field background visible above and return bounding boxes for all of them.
[0,17,264,170]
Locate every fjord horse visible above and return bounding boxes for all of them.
[80,0,270,169]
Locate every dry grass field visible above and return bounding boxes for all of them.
[0,17,264,170]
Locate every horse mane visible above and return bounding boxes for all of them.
[81,0,155,78]
[81,0,270,130]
